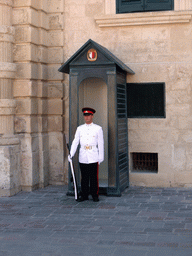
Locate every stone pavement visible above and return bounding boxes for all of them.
[0,185,192,256]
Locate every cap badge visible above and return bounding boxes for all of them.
[87,49,97,61]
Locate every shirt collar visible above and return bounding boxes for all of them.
[85,122,93,127]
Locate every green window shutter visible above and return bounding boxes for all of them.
[127,83,165,118]
[145,0,173,11]
[117,0,173,13]
[117,0,144,13]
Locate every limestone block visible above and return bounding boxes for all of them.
[13,44,31,62]
[47,64,63,80]
[85,2,104,17]
[128,120,139,130]
[68,4,85,18]
[40,46,48,63]
[0,78,12,99]
[0,26,15,43]
[38,99,62,115]
[37,116,44,132]
[15,26,39,44]
[48,47,63,64]
[0,5,12,26]
[171,78,191,90]
[186,143,192,155]
[37,82,48,98]
[16,63,39,79]
[48,0,63,13]
[181,131,192,143]
[48,99,62,115]
[171,64,192,90]
[38,64,48,80]
[47,116,62,132]
[167,104,190,117]
[12,8,39,28]
[38,99,46,115]
[37,82,63,98]
[47,31,63,47]
[128,129,170,143]
[16,98,38,115]
[0,0,12,6]
[186,155,192,172]
[18,133,39,152]
[40,0,49,13]
[48,13,63,30]
[148,119,169,130]
[39,133,49,151]
[0,63,16,79]
[39,150,49,187]
[105,0,116,15]
[178,116,192,129]
[0,116,14,134]
[130,172,173,187]
[171,25,192,53]
[0,42,12,62]
[13,80,38,97]
[39,28,48,46]
[47,82,63,98]
[22,150,39,183]
[0,142,21,197]
[174,0,188,10]
[129,142,172,157]
[15,26,48,47]
[15,116,38,133]
[174,171,192,187]
[49,132,63,151]
[166,90,191,105]
[13,0,40,10]
[49,150,64,183]
[126,63,170,84]
[20,151,39,186]
[39,11,49,30]
[172,144,186,172]
[30,45,48,63]
[0,99,16,115]
[38,115,62,132]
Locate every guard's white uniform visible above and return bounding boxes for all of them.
[70,122,104,164]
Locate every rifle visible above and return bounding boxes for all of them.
[65,135,79,201]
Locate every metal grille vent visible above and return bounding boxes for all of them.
[131,153,158,173]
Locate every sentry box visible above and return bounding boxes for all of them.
[59,39,134,196]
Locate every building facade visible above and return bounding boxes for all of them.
[0,0,192,196]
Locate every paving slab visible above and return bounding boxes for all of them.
[0,185,192,256]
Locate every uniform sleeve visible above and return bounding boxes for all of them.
[70,127,80,157]
[98,127,104,163]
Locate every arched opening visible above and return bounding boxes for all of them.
[79,77,108,187]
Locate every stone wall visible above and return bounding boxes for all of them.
[63,0,192,187]
[12,0,65,191]
[0,0,21,196]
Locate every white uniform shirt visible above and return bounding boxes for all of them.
[70,122,104,164]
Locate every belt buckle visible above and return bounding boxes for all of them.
[85,145,92,150]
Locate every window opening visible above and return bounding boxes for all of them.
[131,152,158,173]
[117,0,173,14]
[127,82,165,118]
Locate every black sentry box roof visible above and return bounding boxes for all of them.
[58,39,134,75]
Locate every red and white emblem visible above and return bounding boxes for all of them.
[87,49,97,61]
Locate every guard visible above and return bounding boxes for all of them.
[68,107,104,202]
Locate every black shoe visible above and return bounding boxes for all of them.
[77,196,89,202]
[93,197,99,202]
